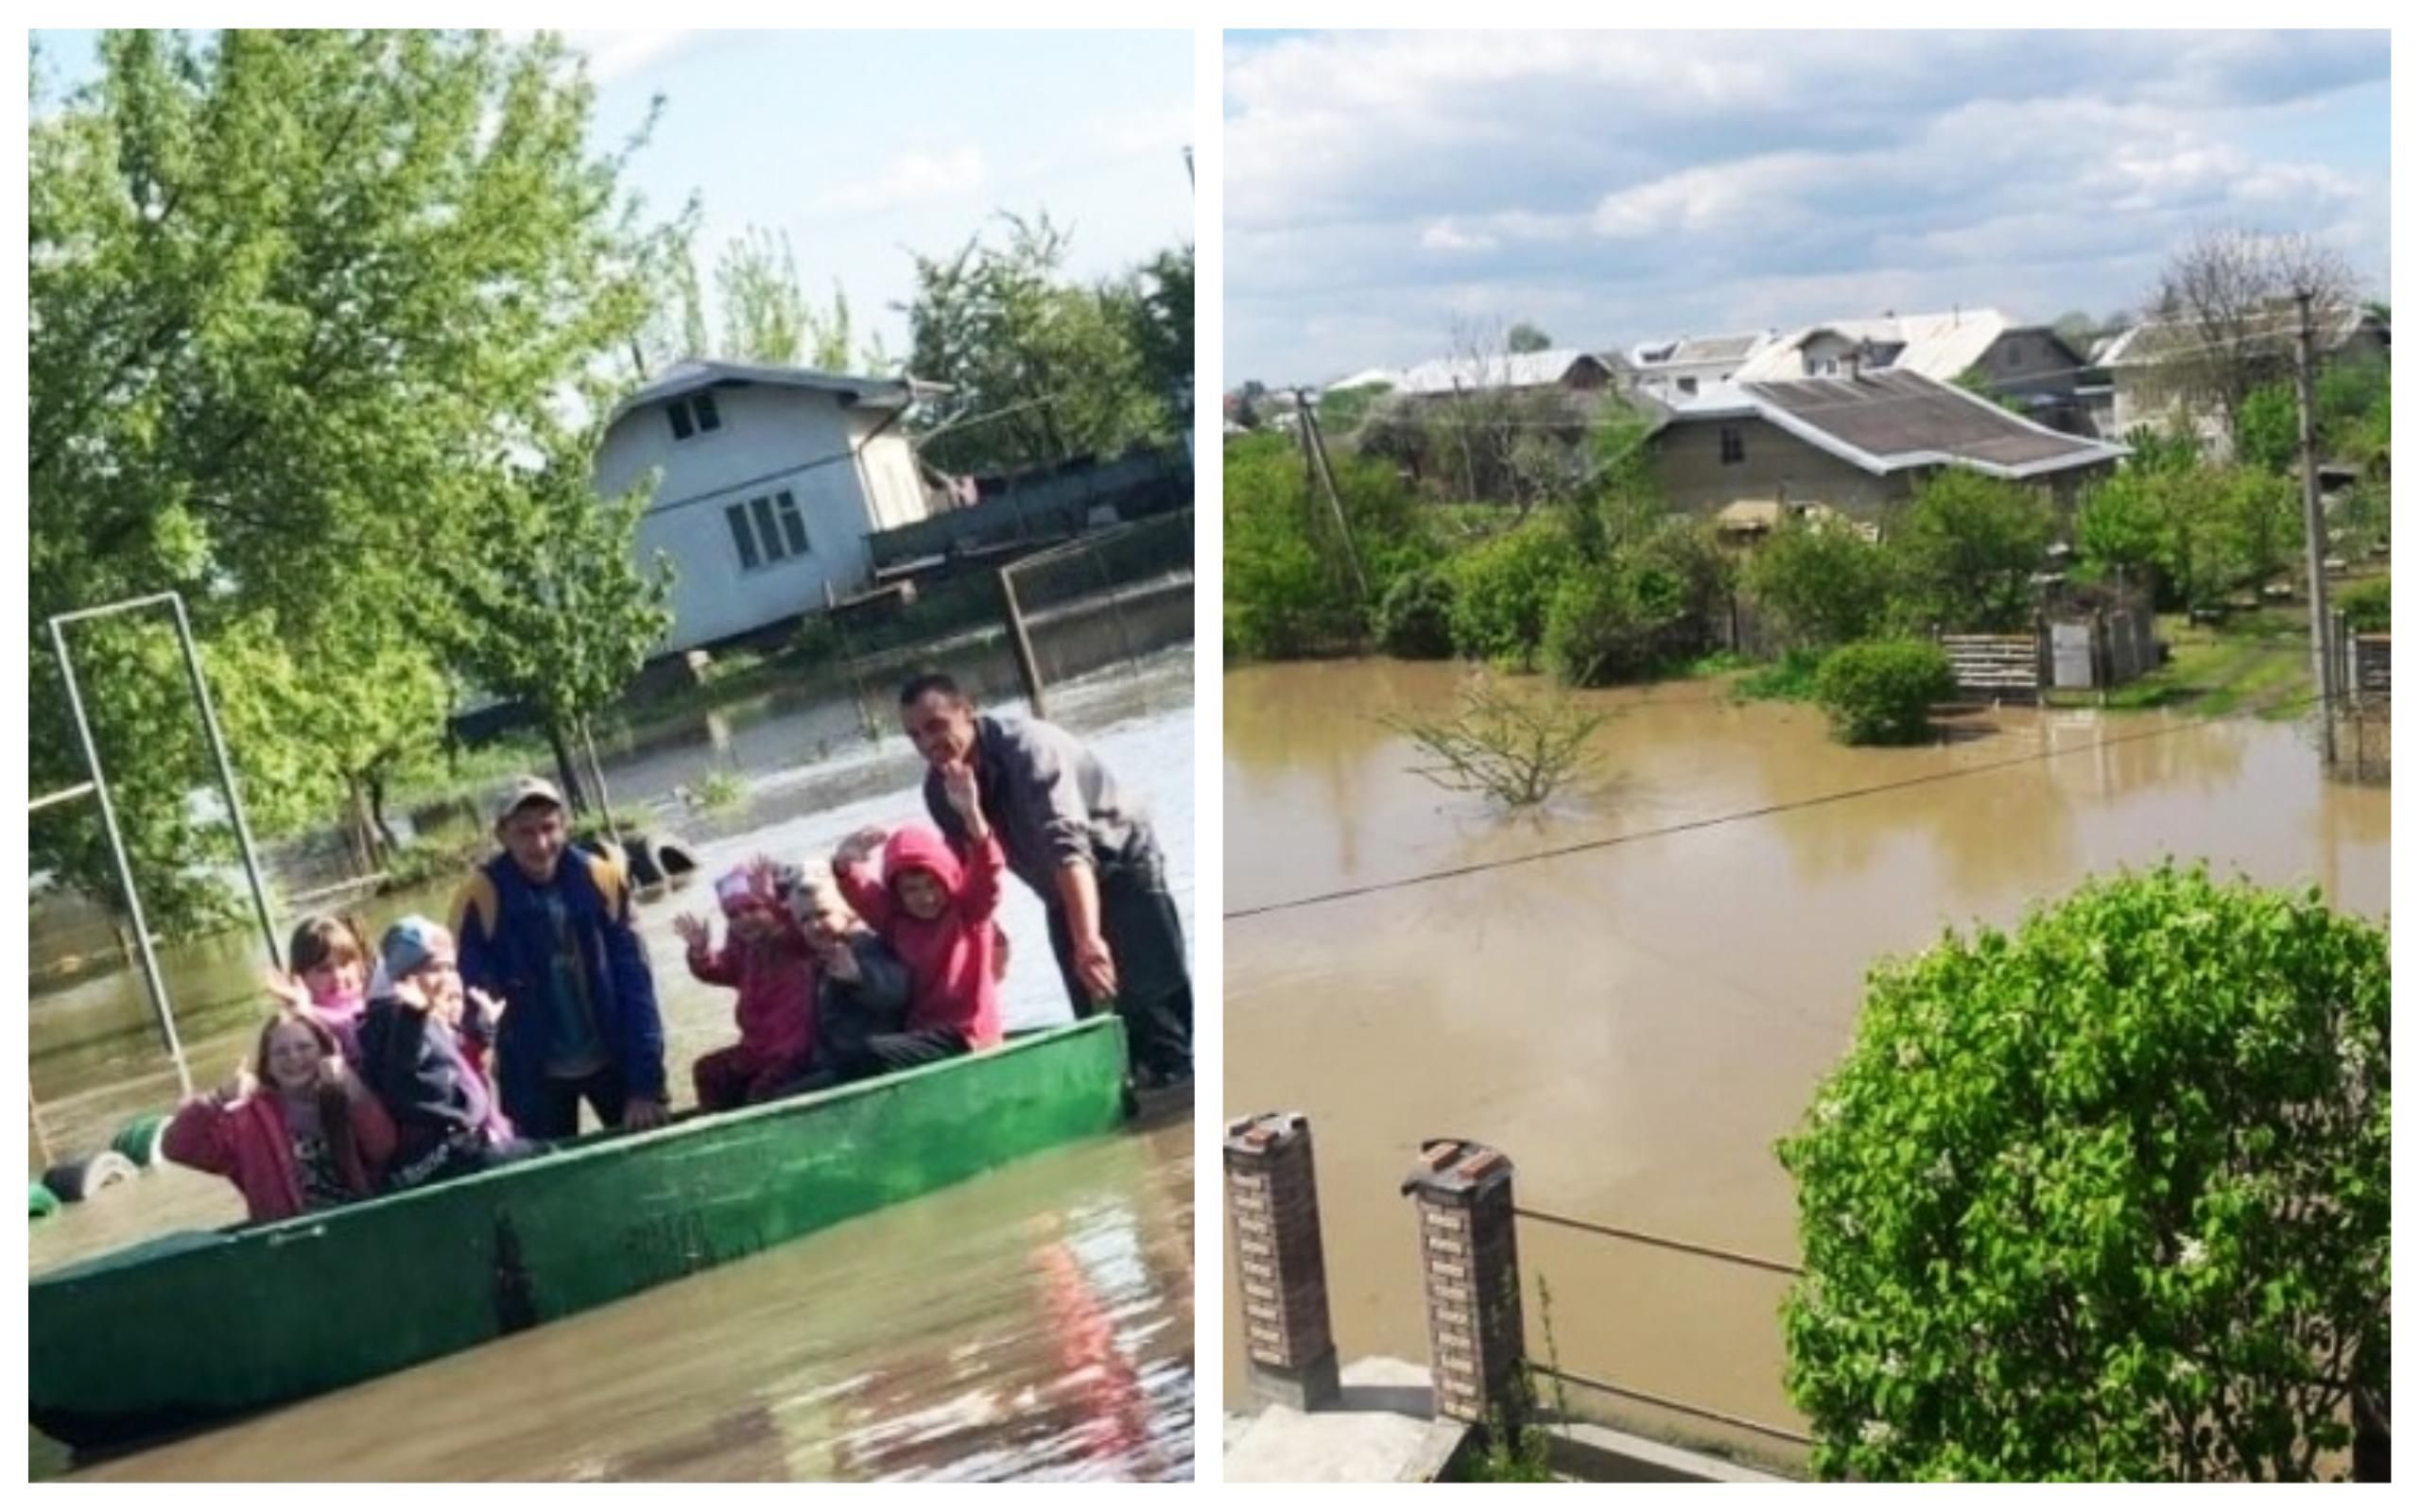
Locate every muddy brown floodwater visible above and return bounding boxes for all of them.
[32,666,1194,1481]
[1222,659,2387,1466]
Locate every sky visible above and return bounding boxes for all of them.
[33,29,1196,369]
[1222,30,2392,387]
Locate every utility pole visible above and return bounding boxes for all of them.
[2293,288,2337,765]
[1293,388,1370,604]
[1448,377,1479,503]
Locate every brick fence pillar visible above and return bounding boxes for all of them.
[1402,1137,1524,1428]
[1225,1111,1340,1411]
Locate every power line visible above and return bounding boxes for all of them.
[1225,689,2335,923]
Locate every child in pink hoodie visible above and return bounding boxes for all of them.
[677,862,819,1109]
[831,759,1006,1070]
[281,914,373,1063]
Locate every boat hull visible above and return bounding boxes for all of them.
[30,1018,1129,1452]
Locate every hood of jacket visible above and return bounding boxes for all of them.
[882,824,965,901]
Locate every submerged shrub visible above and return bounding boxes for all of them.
[1812,639,1953,746]
[1778,865,2390,1481]
[1384,672,1607,808]
[1374,569,1458,659]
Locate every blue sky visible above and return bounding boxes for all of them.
[1223,30,2391,387]
[34,29,1195,368]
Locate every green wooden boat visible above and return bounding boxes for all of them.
[30,1018,1130,1453]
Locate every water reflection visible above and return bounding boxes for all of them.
[75,1127,1194,1483]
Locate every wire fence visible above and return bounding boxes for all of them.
[997,509,1194,709]
[1513,1200,1816,1451]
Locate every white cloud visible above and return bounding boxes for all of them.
[813,147,988,216]
[1421,219,1497,253]
[1224,29,2388,383]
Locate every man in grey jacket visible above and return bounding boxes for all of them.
[898,672,1192,1086]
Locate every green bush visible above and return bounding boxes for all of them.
[1374,569,1458,659]
[1447,519,1579,667]
[1812,640,1952,746]
[1541,562,1709,687]
[1541,572,1646,687]
[1778,865,2390,1481]
[1224,432,1435,660]
[1744,518,1893,649]
[2337,576,2390,633]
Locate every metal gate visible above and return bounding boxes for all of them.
[37,591,286,1097]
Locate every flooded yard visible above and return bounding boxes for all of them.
[1222,659,2386,1458]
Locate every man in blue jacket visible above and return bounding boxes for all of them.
[451,776,670,1138]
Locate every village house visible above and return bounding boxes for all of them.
[592,358,935,656]
[1729,308,2095,436]
[2097,301,2390,454]
[1643,369,2127,526]
[1627,330,1776,403]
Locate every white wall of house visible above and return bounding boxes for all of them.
[596,382,928,655]
[847,413,929,533]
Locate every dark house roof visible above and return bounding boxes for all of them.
[1657,369,2127,480]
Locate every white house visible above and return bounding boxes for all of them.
[1628,331,1777,402]
[593,359,934,655]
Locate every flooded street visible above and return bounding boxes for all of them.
[1222,659,2387,1461]
[31,652,1194,1481]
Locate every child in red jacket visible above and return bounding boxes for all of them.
[163,1007,398,1224]
[677,862,819,1109]
[832,758,1006,1071]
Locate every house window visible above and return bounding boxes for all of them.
[666,390,723,441]
[725,489,810,572]
[1678,376,1699,396]
[724,504,759,570]
[1720,425,1746,465]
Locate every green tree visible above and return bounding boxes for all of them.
[903,211,1167,475]
[1886,471,2056,633]
[1448,518,1581,667]
[445,415,675,814]
[2078,463,2295,610]
[1779,865,2389,1481]
[715,226,855,369]
[29,29,671,933]
[2234,382,2300,475]
[1119,243,1195,430]
[1223,432,1431,661]
[1744,518,1894,650]
[1506,321,1553,353]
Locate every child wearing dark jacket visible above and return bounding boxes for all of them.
[831,758,1005,1073]
[356,917,530,1189]
[766,873,916,1094]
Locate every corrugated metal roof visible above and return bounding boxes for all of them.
[2098,302,2377,368]
[1393,349,1611,395]
[1631,330,1773,369]
[1667,369,2126,480]
[1736,310,2010,384]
